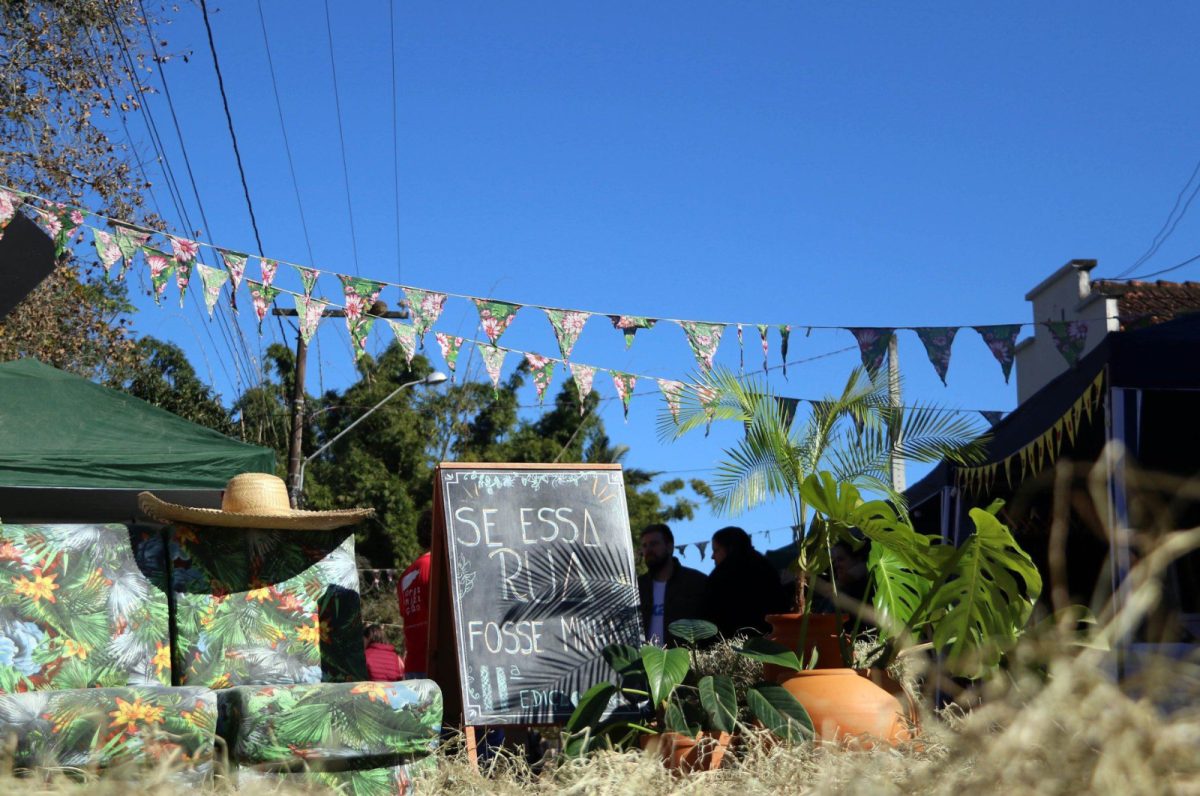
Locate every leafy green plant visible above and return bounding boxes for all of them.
[662,366,988,616]
[564,620,812,757]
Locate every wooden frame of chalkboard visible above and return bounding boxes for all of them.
[428,462,645,741]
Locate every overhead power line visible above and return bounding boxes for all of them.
[199,0,266,257]
[322,0,362,275]
[1117,155,1200,279]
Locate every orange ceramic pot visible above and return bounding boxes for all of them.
[764,613,847,679]
[779,668,911,746]
[641,731,731,773]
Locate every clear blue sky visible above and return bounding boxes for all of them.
[111,2,1200,570]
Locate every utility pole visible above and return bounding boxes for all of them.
[888,334,905,492]
[273,303,408,508]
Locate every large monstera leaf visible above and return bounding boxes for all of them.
[925,505,1043,676]
[868,544,931,632]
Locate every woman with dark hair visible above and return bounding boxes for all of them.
[363,624,405,681]
[703,526,791,638]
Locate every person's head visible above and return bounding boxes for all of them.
[830,540,868,589]
[416,509,433,551]
[711,526,753,566]
[640,523,674,573]
[364,623,387,645]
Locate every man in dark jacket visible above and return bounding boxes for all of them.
[637,523,708,646]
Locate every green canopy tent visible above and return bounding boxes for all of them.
[0,358,274,522]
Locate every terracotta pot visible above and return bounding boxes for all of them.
[778,668,911,746]
[641,731,731,773]
[764,613,847,679]
[857,667,920,731]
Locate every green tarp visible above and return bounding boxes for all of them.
[0,358,274,489]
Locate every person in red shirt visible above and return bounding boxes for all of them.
[398,509,432,678]
[363,624,404,681]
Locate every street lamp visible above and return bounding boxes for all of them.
[293,371,449,507]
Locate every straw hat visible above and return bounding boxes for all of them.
[138,473,374,531]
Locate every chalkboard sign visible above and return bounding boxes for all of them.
[430,463,643,726]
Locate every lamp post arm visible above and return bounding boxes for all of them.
[293,376,427,507]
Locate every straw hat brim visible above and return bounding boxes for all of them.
[137,492,374,531]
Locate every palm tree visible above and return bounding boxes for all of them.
[660,366,989,612]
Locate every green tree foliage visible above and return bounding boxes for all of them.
[118,337,233,434]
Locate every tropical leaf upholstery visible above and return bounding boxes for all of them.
[223,680,442,767]
[0,524,171,692]
[167,524,368,686]
[0,687,216,780]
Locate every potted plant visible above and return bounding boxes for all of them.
[662,366,988,667]
[564,620,812,771]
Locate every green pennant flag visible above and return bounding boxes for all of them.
[679,321,724,372]
[218,248,249,311]
[608,315,656,348]
[915,327,959,385]
[658,379,685,424]
[474,298,521,344]
[1045,320,1089,368]
[973,324,1021,383]
[480,344,507,393]
[259,257,279,288]
[339,275,385,360]
[246,279,281,332]
[403,287,447,343]
[196,264,229,317]
[294,265,320,296]
[0,187,23,243]
[142,247,175,305]
[435,332,464,377]
[35,201,85,257]
[91,227,122,273]
[849,327,893,377]
[295,294,328,343]
[525,353,556,403]
[388,320,418,365]
[569,363,596,414]
[779,324,791,378]
[612,372,637,421]
[545,308,589,360]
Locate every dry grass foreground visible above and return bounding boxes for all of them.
[4,531,1200,794]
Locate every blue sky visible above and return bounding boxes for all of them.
[103,2,1200,569]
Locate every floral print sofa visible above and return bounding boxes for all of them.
[0,522,441,794]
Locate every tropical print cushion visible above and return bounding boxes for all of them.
[0,686,216,777]
[237,758,434,796]
[168,524,368,687]
[222,679,442,766]
[0,524,171,692]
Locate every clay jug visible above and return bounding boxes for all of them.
[779,668,911,746]
[641,731,731,773]
[764,613,846,680]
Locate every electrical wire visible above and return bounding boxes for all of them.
[389,0,402,286]
[1117,155,1200,279]
[322,0,362,275]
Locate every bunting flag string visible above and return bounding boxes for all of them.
[757,324,769,374]
[142,247,174,305]
[569,363,596,413]
[0,186,1133,391]
[389,320,418,365]
[737,323,744,375]
[91,227,122,273]
[956,369,1106,495]
[340,276,385,360]
[246,279,280,332]
[435,332,464,378]
[480,344,507,392]
[658,379,685,424]
[295,294,327,344]
[696,541,709,560]
[612,372,637,421]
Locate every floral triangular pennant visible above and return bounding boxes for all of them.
[697,384,718,435]
[169,236,199,266]
[612,372,637,421]
[474,299,521,344]
[480,344,507,392]
[569,363,596,414]
[196,264,228,317]
[676,545,687,558]
[973,325,1021,383]
[174,261,192,307]
[757,324,769,373]
[780,325,791,378]
[259,257,279,288]
[142,247,174,305]
[106,224,148,278]
[218,249,249,311]
[91,227,122,273]
[246,279,281,332]
[525,353,556,404]
[679,321,724,372]
[608,315,657,348]
[295,294,328,344]
[294,265,320,297]
[340,276,385,359]
[545,308,589,360]
[736,324,744,375]
[388,320,418,365]
[696,541,709,560]
[435,332,464,377]
[915,327,959,385]
[0,187,23,242]
[1045,320,1088,368]
[403,288,448,343]
[979,410,1004,427]
[849,328,893,377]
[658,379,685,424]
[35,201,85,257]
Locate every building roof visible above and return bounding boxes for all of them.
[1091,279,1200,330]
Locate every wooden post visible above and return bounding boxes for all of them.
[286,333,308,508]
